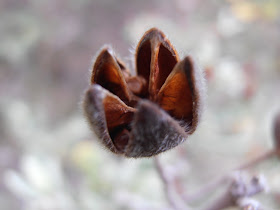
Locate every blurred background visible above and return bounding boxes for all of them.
[0,0,280,209]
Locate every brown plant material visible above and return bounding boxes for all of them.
[83,28,206,157]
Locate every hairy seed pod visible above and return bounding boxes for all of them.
[83,28,206,158]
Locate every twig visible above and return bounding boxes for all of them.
[155,149,276,209]
[184,149,276,203]
[154,156,188,210]
[236,149,277,171]
[205,173,267,210]
[183,174,230,203]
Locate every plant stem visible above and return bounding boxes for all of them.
[154,156,188,210]
[236,149,277,171]
[205,174,266,210]
[184,149,277,203]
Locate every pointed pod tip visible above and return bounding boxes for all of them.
[85,84,106,102]
[136,98,154,110]
[144,27,164,35]
[96,47,114,61]
[92,46,117,72]
[135,100,163,122]
[99,45,114,54]
[138,27,166,45]
[181,56,194,71]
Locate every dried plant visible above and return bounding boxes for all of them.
[83,28,205,157]
[82,28,279,209]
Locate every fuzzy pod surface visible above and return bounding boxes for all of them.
[83,28,206,158]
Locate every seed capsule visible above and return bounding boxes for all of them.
[83,28,206,157]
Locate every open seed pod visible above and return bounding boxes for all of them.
[83,28,206,158]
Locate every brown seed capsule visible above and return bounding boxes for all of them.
[274,112,280,152]
[83,28,206,158]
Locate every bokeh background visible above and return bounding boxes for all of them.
[1,0,280,209]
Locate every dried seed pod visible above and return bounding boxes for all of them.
[83,28,206,157]
[274,111,280,152]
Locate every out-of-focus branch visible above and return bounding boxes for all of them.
[154,156,188,210]
[205,173,266,210]
[155,154,267,210]
[236,149,277,171]
[184,149,276,203]
[183,174,230,203]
